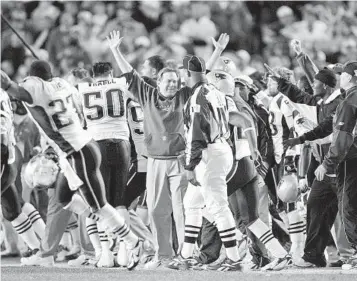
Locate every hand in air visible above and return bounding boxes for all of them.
[264,63,280,81]
[290,39,302,55]
[106,30,123,50]
[211,33,230,51]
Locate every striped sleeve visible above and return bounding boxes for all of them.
[184,91,210,171]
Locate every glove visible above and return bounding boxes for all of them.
[298,177,309,194]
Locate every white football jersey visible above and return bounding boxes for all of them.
[20,76,91,156]
[269,93,318,164]
[77,78,130,141]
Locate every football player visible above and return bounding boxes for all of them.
[1,61,143,271]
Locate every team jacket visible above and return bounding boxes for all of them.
[121,70,191,159]
[249,100,275,167]
[323,86,357,173]
[277,52,343,163]
[183,82,230,171]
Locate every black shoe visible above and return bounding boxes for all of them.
[329,259,345,268]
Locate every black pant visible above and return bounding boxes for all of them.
[1,146,24,221]
[125,161,147,209]
[97,139,131,207]
[337,158,357,249]
[67,140,107,211]
[303,175,338,267]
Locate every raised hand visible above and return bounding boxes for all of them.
[264,63,280,81]
[211,33,230,51]
[106,30,123,50]
[290,39,302,55]
[1,70,12,90]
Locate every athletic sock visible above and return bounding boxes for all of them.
[248,218,287,258]
[181,207,202,259]
[85,218,101,257]
[97,204,138,249]
[11,212,40,250]
[21,203,45,239]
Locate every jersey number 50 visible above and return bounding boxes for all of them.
[83,89,124,121]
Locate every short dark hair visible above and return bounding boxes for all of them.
[147,55,166,74]
[29,60,52,81]
[92,62,113,77]
[157,67,179,82]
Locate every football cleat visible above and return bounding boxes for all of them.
[207,257,242,271]
[127,239,144,271]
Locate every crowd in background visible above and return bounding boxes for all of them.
[1,1,357,81]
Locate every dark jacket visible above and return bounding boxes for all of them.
[277,52,343,163]
[323,86,357,173]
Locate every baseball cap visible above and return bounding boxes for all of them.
[180,55,206,73]
[315,68,337,88]
[342,61,357,77]
[234,75,253,88]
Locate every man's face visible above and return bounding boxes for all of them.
[157,72,178,98]
[267,77,279,96]
[141,60,153,78]
[313,79,325,96]
[339,72,352,89]
[235,84,250,102]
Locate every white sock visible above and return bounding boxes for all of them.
[287,210,305,259]
[97,204,138,249]
[181,207,202,259]
[85,218,101,256]
[136,207,149,226]
[116,206,130,227]
[248,218,287,258]
[21,203,45,239]
[97,221,111,253]
[60,230,72,249]
[11,212,40,250]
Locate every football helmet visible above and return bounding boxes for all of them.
[213,56,237,76]
[207,70,235,96]
[23,152,59,188]
[277,173,299,203]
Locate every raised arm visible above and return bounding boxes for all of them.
[206,33,230,71]
[291,39,319,86]
[264,63,321,105]
[106,30,133,74]
[106,30,155,106]
[1,70,33,104]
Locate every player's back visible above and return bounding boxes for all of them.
[20,76,91,155]
[78,78,130,141]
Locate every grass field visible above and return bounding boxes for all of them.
[1,257,356,281]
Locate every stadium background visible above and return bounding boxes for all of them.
[1,1,357,81]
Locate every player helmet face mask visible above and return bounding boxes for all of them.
[207,70,235,96]
[24,153,60,189]
[277,173,299,203]
[213,56,237,76]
